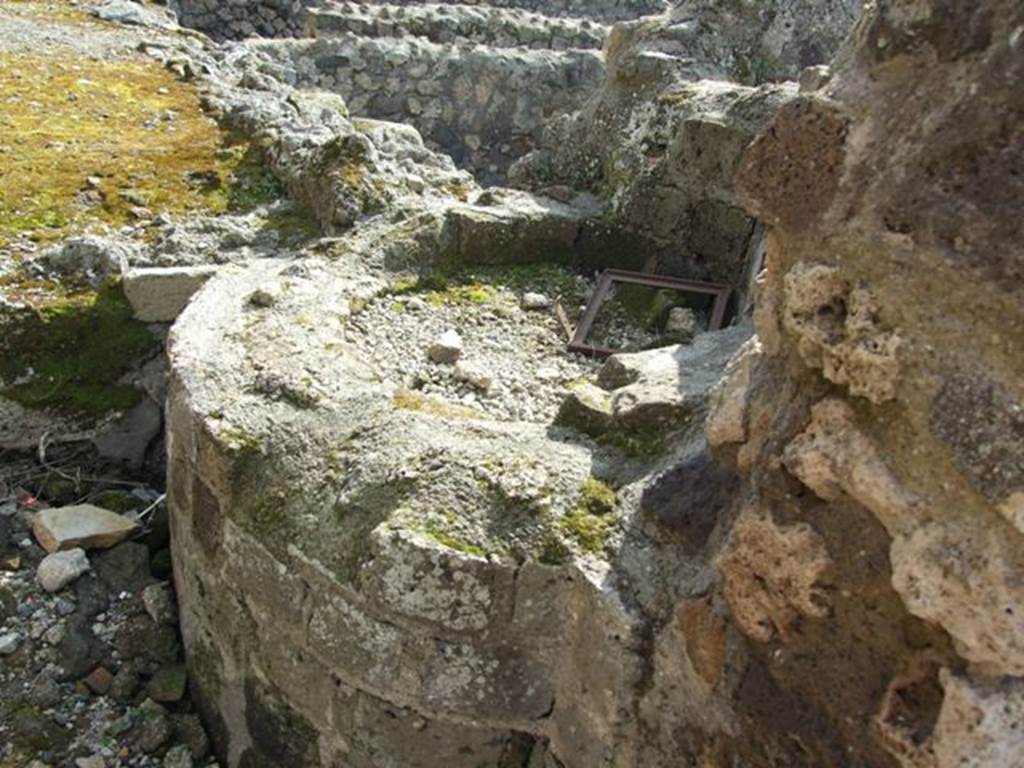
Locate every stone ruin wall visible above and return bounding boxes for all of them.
[706,1,1024,765]
[254,36,606,184]
[170,0,667,40]
[365,0,669,22]
[168,0,671,182]
[304,3,607,51]
[169,0,317,40]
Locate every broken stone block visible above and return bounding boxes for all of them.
[706,337,761,448]
[94,542,157,594]
[604,324,753,432]
[33,505,139,554]
[138,700,174,753]
[555,382,613,435]
[0,631,20,655]
[82,666,114,695]
[163,745,194,768]
[37,549,91,593]
[122,266,218,322]
[143,582,178,626]
[428,329,463,364]
[40,235,138,282]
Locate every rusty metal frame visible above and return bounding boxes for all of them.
[567,269,732,358]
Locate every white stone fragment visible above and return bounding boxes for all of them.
[0,632,20,655]
[522,292,552,310]
[37,548,91,593]
[428,329,463,364]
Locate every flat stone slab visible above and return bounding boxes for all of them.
[123,266,219,322]
[33,505,139,554]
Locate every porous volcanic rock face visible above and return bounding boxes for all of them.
[708,0,1023,766]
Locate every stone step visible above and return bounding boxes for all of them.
[252,34,605,182]
[306,1,607,51]
[342,0,669,23]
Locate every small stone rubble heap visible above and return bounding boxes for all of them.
[1,488,212,768]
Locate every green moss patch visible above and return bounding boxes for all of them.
[425,524,487,558]
[4,0,98,26]
[598,429,669,460]
[386,263,584,309]
[0,281,158,416]
[557,477,618,555]
[536,532,571,566]
[577,477,616,516]
[560,510,614,554]
[317,134,384,215]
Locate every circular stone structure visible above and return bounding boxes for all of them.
[167,189,750,766]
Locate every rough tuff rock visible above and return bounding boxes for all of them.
[716,505,833,643]
[702,0,1023,766]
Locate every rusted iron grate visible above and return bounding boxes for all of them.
[566,269,732,358]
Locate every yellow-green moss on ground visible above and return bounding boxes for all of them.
[0,52,282,248]
[393,389,484,420]
[386,263,583,308]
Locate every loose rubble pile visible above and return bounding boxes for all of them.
[0,475,212,768]
[346,266,682,423]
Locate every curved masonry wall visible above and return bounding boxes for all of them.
[255,36,606,182]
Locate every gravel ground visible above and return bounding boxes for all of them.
[346,266,662,423]
[0,2,167,57]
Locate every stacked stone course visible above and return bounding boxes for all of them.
[251,35,604,182]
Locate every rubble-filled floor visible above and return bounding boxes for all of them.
[346,264,683,423]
